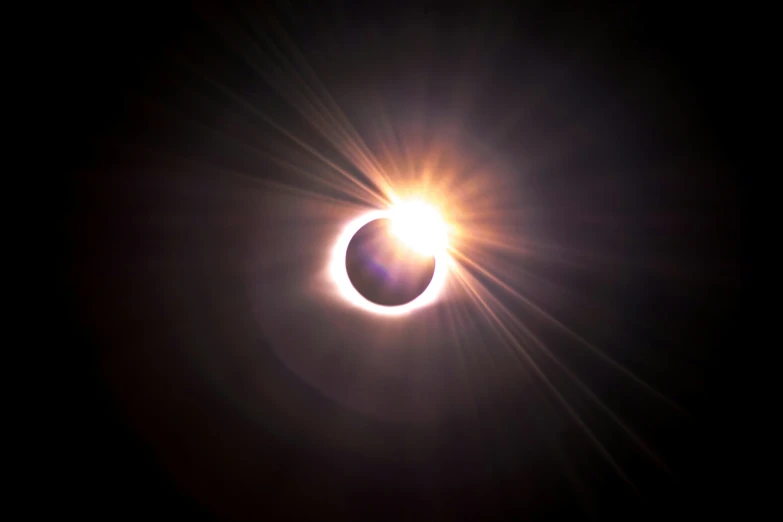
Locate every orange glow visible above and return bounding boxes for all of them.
[388,200,449,257]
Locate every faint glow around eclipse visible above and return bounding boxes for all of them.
[330,204,450,316]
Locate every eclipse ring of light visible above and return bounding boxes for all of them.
[330,207,450,316]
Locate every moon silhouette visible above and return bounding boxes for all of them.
[345,218,437,307]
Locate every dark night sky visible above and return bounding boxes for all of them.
[51,2,736,521]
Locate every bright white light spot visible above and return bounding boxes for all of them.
[329,207,450,316]
[388,200,448,257]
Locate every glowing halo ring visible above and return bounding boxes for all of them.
[329,209,450,316]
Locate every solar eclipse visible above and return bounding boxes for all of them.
[330,200,451,315]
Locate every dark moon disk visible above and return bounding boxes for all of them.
[345,218,436,307]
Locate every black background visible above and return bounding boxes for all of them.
[50,2,736,520]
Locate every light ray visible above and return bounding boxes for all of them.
[450,246,687,415]
[450,262,640,494]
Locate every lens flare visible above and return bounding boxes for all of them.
[330,206,451,316]
[388,200,449,257]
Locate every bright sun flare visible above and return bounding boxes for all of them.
[388,200,448,257]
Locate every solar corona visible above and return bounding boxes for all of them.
[330,200,451,316]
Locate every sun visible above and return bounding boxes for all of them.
[388,200,449,257]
